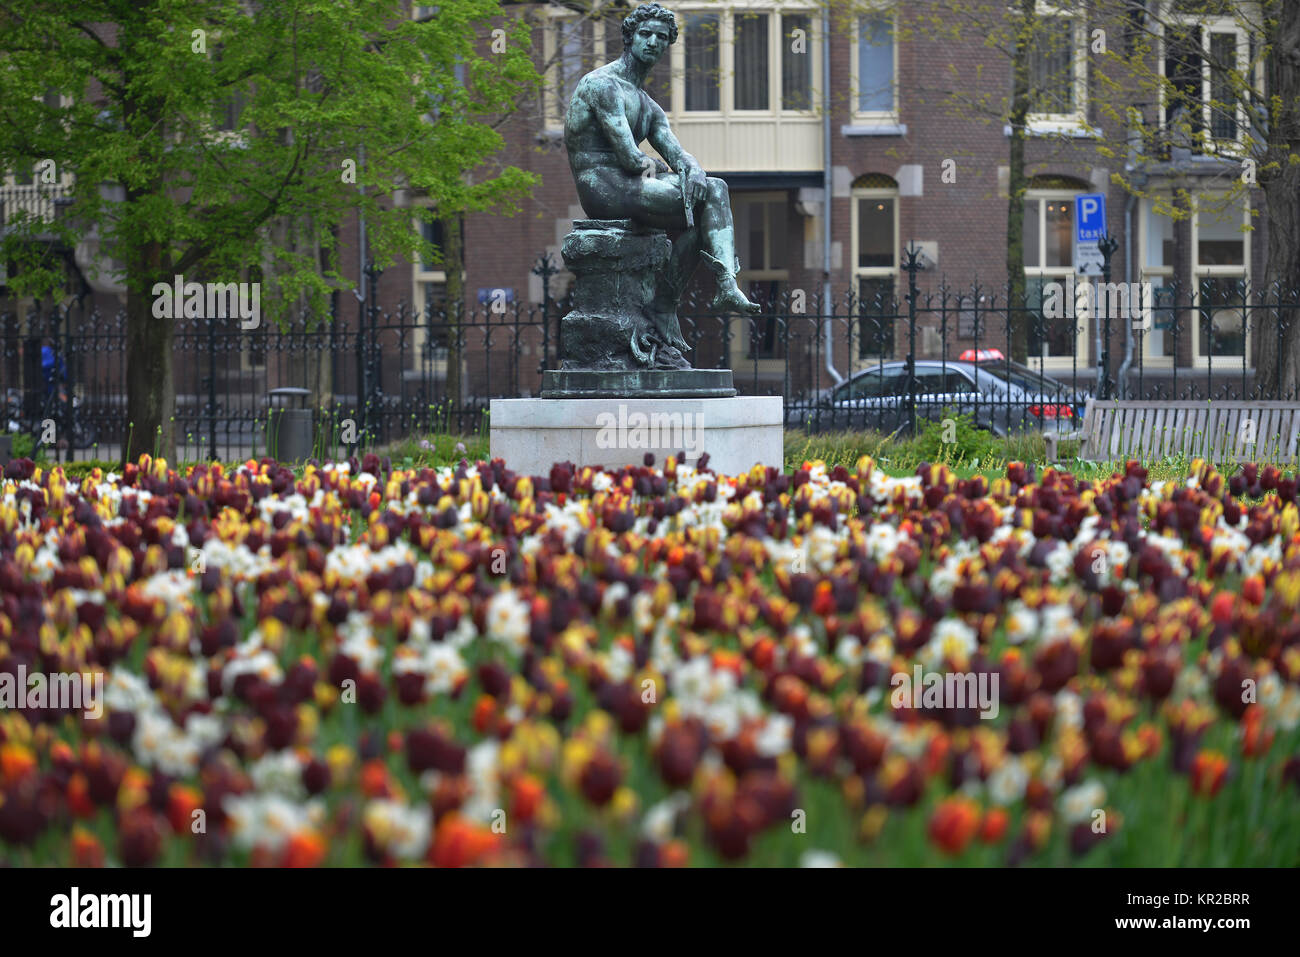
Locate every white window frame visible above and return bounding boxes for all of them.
[850,2,899,123]
[1025,2,1088,133]
[850,182,900,367]
[1136,198,1177,367]
[411,210,458,376]
[1189,192,1251,367]
[2,93,76,226]
[1024,189,1091,370]
[730,190,790,368]
[1157,3,1255,156]
[668,4,819,118]
[542,7,607,131]
[1136,192,1252,366]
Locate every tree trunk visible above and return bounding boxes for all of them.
[441,212,465,432]
[1254,0,1300,400]
[124,239,176,465]
[1005,0,1035,364]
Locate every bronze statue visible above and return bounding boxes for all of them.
[558,2,758,374]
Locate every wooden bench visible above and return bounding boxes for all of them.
[1066,399,1300,464]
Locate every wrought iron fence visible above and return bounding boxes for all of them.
[2,253,1299,463]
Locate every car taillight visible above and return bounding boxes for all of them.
[1029,404,1072,418]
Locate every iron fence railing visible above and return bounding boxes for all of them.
[2,253,1299,463]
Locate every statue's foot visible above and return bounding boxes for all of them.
[701,250,761,314]
[710,281,761,314]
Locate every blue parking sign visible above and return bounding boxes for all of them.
[1076,193,1107,242]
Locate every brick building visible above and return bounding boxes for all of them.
[0,0,1273,447]
[437,0,1268,401]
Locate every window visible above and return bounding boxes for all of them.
[1139,200,1177,362]
[1138,193,1251,364]
[836,367,906,402]
[733,12,768,111]
[1193,195,1249,363]
[210,43,249,140]
[414,214,452,362]
[781,14,812,110]
[419,218,445,278]
[1022,180,1091,367]
[732,191,790,360]
[684,13,721,111]
[851,174,899,360]
[672,8,815,115]
[544,14,606,129]
[1159,2,1252,151]
[1029,24,1075,115]
[852,6,897,119]
[2,91,73,226]
[915,369,977,395]
[1026,5,1087,127]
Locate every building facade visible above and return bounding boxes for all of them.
[0,0,1273,447]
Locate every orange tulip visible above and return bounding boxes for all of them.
[166,784,204,834]
[1190,750,1229,797]
[282,830,329,868]
[67,772,97,818]
[0,742,36,786]
[430,813,504,868]
[928,797,981,855]
[359,759,391,799]
[979,808,1009,844]
[1241,707,1274,759]
[661,839,690,867]
[510,773,545,824]
[70,827,105,868]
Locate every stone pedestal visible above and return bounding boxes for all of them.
[490,396,783,477]
[541,368,735,398]
[558,219,690,371]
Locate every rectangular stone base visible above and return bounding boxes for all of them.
[541,368,735,398]
[489,396,784,477]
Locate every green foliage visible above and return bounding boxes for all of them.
[9,433,36,461]
[0,1,541,312]
[914,409,996,465]
[55,460,120,480]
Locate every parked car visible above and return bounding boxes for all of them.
[786,351,1091,437]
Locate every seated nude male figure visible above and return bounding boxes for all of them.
[565,2,759,366]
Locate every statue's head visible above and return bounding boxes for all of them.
[622,3,678,54]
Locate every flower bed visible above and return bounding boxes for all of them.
[1,452,1299,866]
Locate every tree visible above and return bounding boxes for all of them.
[1094,0,1299,397]
[0,0,540,464]
[875,0,1096,364]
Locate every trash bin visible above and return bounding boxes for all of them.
[267,388,313,463]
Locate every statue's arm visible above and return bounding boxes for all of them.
[646,102,698,174]
[587,80,650,174]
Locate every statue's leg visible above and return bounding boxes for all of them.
[697,177,760,314]
[647,224,700,353]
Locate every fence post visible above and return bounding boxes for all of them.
[355,262,367,453]
[903,243,921,437]
[207,313,217,457]
[60,304,70,465]
[1098,233,1119,400]
[1277,284,1285,400]
[533,253,557,375]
